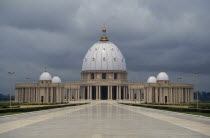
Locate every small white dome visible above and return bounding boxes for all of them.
[157,72,169,81]
[147,76,157,83]
[52,76,61,83]
[39,72,52,81]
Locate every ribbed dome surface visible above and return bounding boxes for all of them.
[157,72,169,81]
[82,41,126,71]
[39,72,52,81]
[147,76,157,83]
[52,76,61,83]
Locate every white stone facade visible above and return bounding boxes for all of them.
[15,28,194,104]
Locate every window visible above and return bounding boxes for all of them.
[102,73,106,79]
[90,73,94,79]
[114,73,117,79]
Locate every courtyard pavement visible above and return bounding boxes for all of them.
[0,101,210,138]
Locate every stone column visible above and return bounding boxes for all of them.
[57,87,59,102]
[62,88,64,103]
[96,86,98,100]
[110,86,113,100]
[123,86,125,100]
[46,87,49,103]
[70,89,72,101]
[179,87,181,103]
[49,88,52,103]
[130,88,132,101]
[83,87,85,100]
[33,87,36,103]
[155,88,158,103]
[74,89,76,101]
[75,89,77,101]
[133,88,135,101]
[59,88,61,102]
[177,87,179,103]
[186,88,188,103]
[167,88,170,103]
[99,86,101,100]
[78,89,80,100]
[58,87,61,102]
[144,88,146,103]
[140,89,142,102]
[181,88,184,102]
[159,88,162,103]
[28,88,30,103]
[126,86,128,100]
[66,89,69,102]
[76,89,79,101]
[90,86,92,100]
[136,89,138,101]
[69,89,71,101]
[108,86,110,100]
[138,89,141,101]
[87,86,90,100]
[119,86,121,100]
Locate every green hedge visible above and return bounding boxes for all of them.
[0,103,89,114]
[189,103,210,109]
[120,103,210,113]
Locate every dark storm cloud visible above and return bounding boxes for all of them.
[0,0,210,94]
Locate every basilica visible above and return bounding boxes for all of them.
[15,28,194,104]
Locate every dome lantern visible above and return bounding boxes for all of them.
[100,27,109,41]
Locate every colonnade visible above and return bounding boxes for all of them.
[65,85,143,101]
[15,85,194,104]
[15,87,64,103]
[144,87,194,103]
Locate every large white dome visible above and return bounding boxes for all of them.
[52,76,61,83]
[157,72,169,81]
[82,41,126,71]
[39,72,52,81]
[147,76,157,83]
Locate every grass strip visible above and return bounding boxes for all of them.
[0,102,90,116]
[119,102,210,117]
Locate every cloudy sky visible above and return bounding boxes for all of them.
[0,0,210,94]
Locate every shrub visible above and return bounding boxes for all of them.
[0,103,88,114]
[120,103,210,113]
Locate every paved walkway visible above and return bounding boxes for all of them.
[0,101,210,138]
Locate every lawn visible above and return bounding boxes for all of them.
[0,101,89,116]
[119,102,210,118]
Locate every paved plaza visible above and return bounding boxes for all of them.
[0,101,210,138]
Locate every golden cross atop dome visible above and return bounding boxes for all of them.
[100,25,109,41]
[102,27,106,32]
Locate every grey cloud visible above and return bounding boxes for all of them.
[0,0,210,94]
